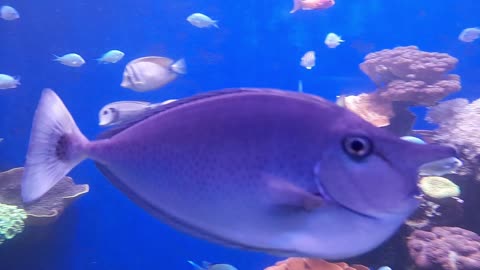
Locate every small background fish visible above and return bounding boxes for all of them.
[187,13,219,28]
[120,56,186,92]
[0,5,19,20]
[53,53,86,67]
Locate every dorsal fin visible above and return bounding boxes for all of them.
[97,88,330,140]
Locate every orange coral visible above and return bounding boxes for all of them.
[264,257,368,270]
[338,93,393,127]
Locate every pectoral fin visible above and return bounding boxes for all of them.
[264,174,323,211]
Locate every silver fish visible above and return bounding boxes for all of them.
[400,136,462,176]
[97,50,125,64]
[21,88,455,259]
[458,27,480,42]
[98,99,178,127]
[98,101,152,127]
[0,5,19,21]
[53,53,86,67]
[187,13,219,28]
[418,157,463,176]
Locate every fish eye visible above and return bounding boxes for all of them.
[342,136,373,159]
[102,110,109,115]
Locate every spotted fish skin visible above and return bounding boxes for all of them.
[21,88,456,259]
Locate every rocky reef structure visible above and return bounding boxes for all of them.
[0,167,89,244]
[405,175,463,231]
[340,46,461,133]
[407,226,480,270]
[264,257,368,270]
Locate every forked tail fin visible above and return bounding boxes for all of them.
[290,0,301,13]
[171,58,187,75]
[22,89,89,203]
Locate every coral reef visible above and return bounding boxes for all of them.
[264,257,368,270]
[340,46,460,132]
[0,167,89,225]
[359,46,460,105]
[405,194,464,231]
[416,98,480,181]
[406,175,464,231]
[0,203,27,244]
[407,227,480,270]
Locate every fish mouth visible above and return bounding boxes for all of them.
[99,119,109,126]
[313,175,332,202]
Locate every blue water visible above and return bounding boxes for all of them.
[0,0,479,269]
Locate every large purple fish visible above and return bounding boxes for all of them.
[22,88,455,259]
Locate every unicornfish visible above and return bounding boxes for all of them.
[21,88,456,259]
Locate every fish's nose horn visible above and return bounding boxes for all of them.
[408,142,458,170]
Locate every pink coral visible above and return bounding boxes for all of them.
[407,227,480,270]
[264,257,368,270]
[417,98,480,180]
[378,76,461,106]
[360,46,459,84]
[343,46,460,128]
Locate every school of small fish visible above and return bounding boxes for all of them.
[2,3,475,95]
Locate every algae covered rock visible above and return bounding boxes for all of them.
[0,167,89,225]
[418,176,460,199]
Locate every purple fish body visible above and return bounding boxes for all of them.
[21,88,455,259]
